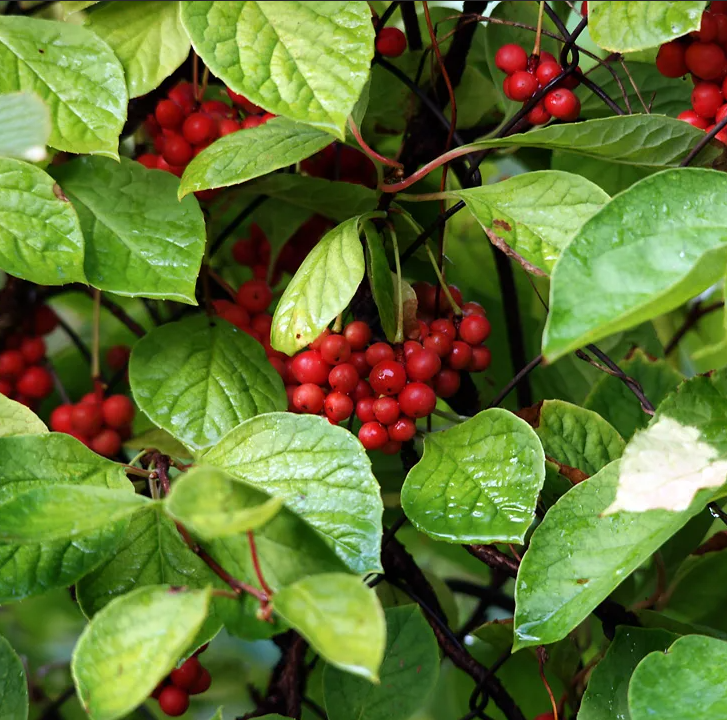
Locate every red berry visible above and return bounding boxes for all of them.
[50,404,74,433]
[430,319,456,339]
[151,682,166,700]
[291,351,332,385]
[685,42,726,80]
[170,657,202,691]
[540,51,558,64]
[328,363,359,394]
[462,302,486,317]
[90,428,122,457]
[158,685,190,717]
[17,366,53,399]
[448,341,473,370]
[71,402,103,436]
[241,114,267,129]
[155,99,184,129]
[423,332,454,358]
[189,667,211,695]
[232,238,257,266]
[358,421,389,450]
[406,348,441,382]
[508,71,538,101]
[194,643,209,656]
[251,313,273,337]
[269,356,286,378]
[706,122,727,143]
[388,417,416,442]
[434,368,461,398]
[349,351,371,377]
[580,0,587,15]
[162,134,193,166]
[33,305,59,335]
[535,61,562,86]
[526,101,551,126]
[403,340,423,359]
[168,82,196,115]
[0,380,12,397]
[715,13,727,43]
[458,315,491,345]
[544,88,580,121]
[469,346,492,372]
[718,103,727,122]
[678,109,711,128]
[156,156,185,176]
[369,360,407,396]
[236,280,273,313]
[213,300,250,330]
[226,87,263,114]
[324,392,354,422]
[200,100,233,118]
[343,321,371,350]
[137,153,159,169]
[448,285,463,308]
[398,382,437,419]
[502,76,515,100]
[373,397,400,425]
[310,329,331,351]
[656,41,688,78]
[692,81,723,117]
[0,350,25,379]
[106,345,131,371]
[20,336,45,364]
[102,395,135,428]
[495,43,528,74]
[320,335,351,365]
[218,118,241,136]
[380,439,401,455]
[182,113,217,145]
[293,383,326,414]
[365,342,395,367]
[356,397,377,423]
[80,392,100,405]
[560,68,581,90]
[376,27,407,58]
[692,11,718,42]
[714,1,727,14]
[351,379,373,403]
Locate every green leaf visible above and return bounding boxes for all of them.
[179,117,333,198]
[363,222,396,342]
[401,409,545,544]
[535,399,625,476]
[130,315,287,453]
[628,635,727,720]
[0,634,28,720]
[589,1,705,52]
[0,158,86,286]
[584,349,684,440]
[0,15,127,158]
[323,605,439,720]
[165,466,283,540]
[123,428,192,461]
[52,157,205,303]
[579,627,678,720]
[274,573,385,681]
[0,485,148,543]
[0,394,48,437]
[449,171,609,275]
[461,116,718,168]
[203,412,383,574]
[86,1,190,98]
[543,169,727,362]
[72,586,212,720]
[61,1,99,16]
[0,433,131,602]
[0,92,50,162]
[551,151,651,196]
[180,1,375,139]
[271,215,371,356]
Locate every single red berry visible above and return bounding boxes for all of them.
[462,301,486,317]
[218,118,241,136]
[17,366,53,399]
[692,81,724,117]
[403,340,423,359]
[0,380,12,397]
[167,82,196,114]
[226,86,264,114]
[324,391,354,422]
[388,416,416,442]
[34,305,58,335]
[692,11,718,42]
[448,285,463,308]
[713,1,727,14]
[241,114,267,129]
[158,685,190,717]
[376,27,407,58]
[406,348,441,382]
[293,383,326,414]
[434,368,461,398]
[232,238,257,266]
[328,363,359,394]
[251,313,273,337]
[398,382,437,419]
[373,396,400,425]
[200,99,234,118]
[102,395,135,428]
[448,341,473,370]
[170,657,202,691]
[0,350,25,379]
[50,404,74,433]
[413,282,436,314]
[162,134,193,166]
[269,356,286,378]
[189,667,212,695]
[560,68,581,90]
[430,319,456,339]
[20,336,46,364]
[380,439,401,455]
[155,99,184,129]
[544,88,581,121]
[715,13,727,43]
[351,379,373,403]
[213,300,251,330]
[137,153,159,170]
[71,402,104,436]
[526,101,551,126]
[343,321,372,350]
[151,681,166,700]
[678,109,711,129]
[423,332,454,358]
[469,346,492,372]
[356,397,377,423]
[358,421,389,450]
[656,41,688,78]
[80,392,101,405]
[495,43,528,74]
[106,345,131,371]
[369,360,407,396]
[320,335,352,365]
[365,342,395,367]
[182,113,217,145]
[540,51,558,64]
[156,156,185,177]
[580,0,587,15]
[535,61,562,86]
[242,327,262,344]
[236,279,273,313]
[90,428,122,457]
[290,350,332,385]
[349,351,371,378]
[508,70,539,101]
[686,42,726,80]
[459,315,491,345]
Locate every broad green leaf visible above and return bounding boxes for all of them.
[323,605,439,720]
[363,222,396,342]
[0,634,28,720]
[0,92,50,162]
[61,1,99,16]
[180,1,375,139]
[463,116,718,168]
[130,315,286,452]
[72,586,212,720]
[449,171,609,275]
[273,573,385,681]
[628,635,727,720]
[203,413,383,574]
[179,118,333,198]
[401,409,545,544]
[584,349,684,440]
[0,15,127,158]
[86,1,190,98]
[252,198,314,275]
[543,169,727,361]
[0,433,131,602]
[271,215,372,356]
[0,394,48,437]
[52,157,205,303]
[123,428,192,461]
[0,485,148,543]
[208,711,223,720]
[551,151,651,196]
[589,1,705,52]
[535,399,625,476]
[165,466,283,540]
[0,158,86,286]
[579,627,678,720]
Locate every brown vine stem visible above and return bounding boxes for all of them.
[79,285,146,338]
[206,266,237,301]
[664,300,725,356]
[537,648,559,720]
[91,288,104,398]
[533,1,545,57]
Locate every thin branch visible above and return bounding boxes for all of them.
[400,1,423,51]
[488,355,544,409]
[709,501,727,527]
[664,300,725,356]
[465,544,519,578]
[247,530,274,597]
[208,195,268,259]
[55,314,92,364]
[78,286,146,338]
[680,113,727,166]
[618,58,645,114]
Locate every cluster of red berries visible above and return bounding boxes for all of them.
[151,645,211,717]
[375,26,407,58]
[0,305,59,407]
[495,44,581,125]
[49,391,135,458]
[656,2,727,142]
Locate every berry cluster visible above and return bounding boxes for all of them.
[152,646,212,717]
[0,305,59,407]
[656,2,727,142]
[301,143,378,188]
[375,26,407,58]
[495,44,581,125]
[49,392,135,458]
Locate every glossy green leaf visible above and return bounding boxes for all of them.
[52,157,205,303]
[179,117,333,197]
[274,573,385,681]
[551,151,652,196]
[72,586,212,720]
[363,222,396,342]
[180,1,375,139]
[123,428,192,461]
[449,171,609,275]
[628,635,727,720]
[86,1,190,98]
[0,92,50,162]
[584,349,684,440]
[579,627,677,720]
[0,394,48,437]
[0,634,28,720]
[323,605,439,720]
[0,15,127,158]
[61,1,99,16]
[0,433,131,602]
[166,466,283,540]
[589,1,705,52]
[543,169,727,361]
[203,413,383,574]
[130,315,286,453]
[0,485,148,543]
[0,157,86,285]
[401,409,545,544]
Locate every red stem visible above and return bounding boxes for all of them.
[347,117,403,170]
[248,530,274,597]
